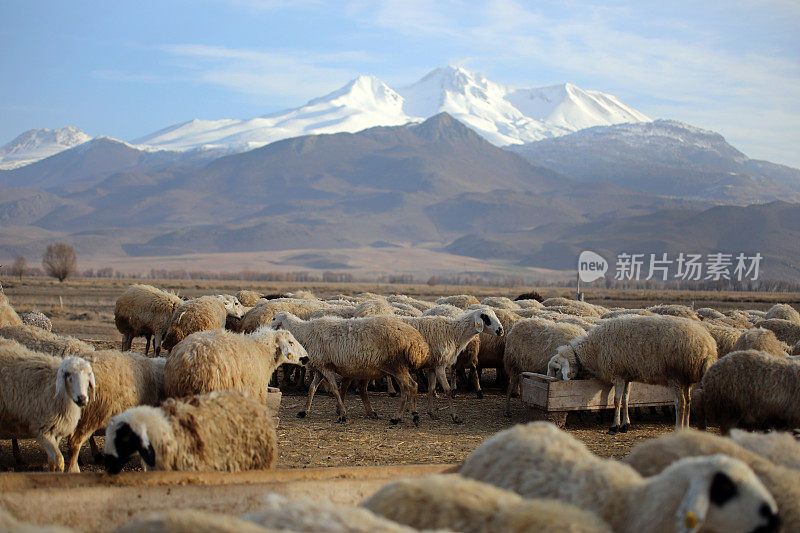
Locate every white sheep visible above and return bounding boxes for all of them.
[0,323,94,356]
[0,338,95,471]
[435,294,480,308]
[114,284,183,355]
[625,429,800,531]
[161,295,230,352]
[547,315,717,432]
[214,294,246,318]
[504,318,586,417]
[402,308,503,423]
[729,429,800,470]
[459,422,779,533]
[271,312,429,425]
[65,349,166,473]
[732,328,790,357]
[240,298,327,333]
[104,390,276,473]
[363,473,612,533]
[480,296,520,310]
[165,327,306,402]
[765,303,800,324]
[753,319,800,346]
[0,291,22,327]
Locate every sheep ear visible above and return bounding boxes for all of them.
[676,474,711,533]
[474,316,484,333]
[54,367,65,399]
[88,370,96,402]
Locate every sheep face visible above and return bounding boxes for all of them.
[55,356,95,407]
[546,347,576,381]
[270,311,290,330]
[472,308,503,336]
[672,455,779,533]
[218,295,245,318]
[274,330,308,366]
[104,417,156,474]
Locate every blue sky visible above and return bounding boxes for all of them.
[1,0,799,166]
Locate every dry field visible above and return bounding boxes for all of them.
[1,276,794,474]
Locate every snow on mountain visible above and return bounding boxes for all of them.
[0,126,91,169]
[135,66,651,153]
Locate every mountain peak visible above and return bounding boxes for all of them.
[0,126,92,170]
[410,112,486,143]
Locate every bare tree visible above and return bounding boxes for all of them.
[11,256,27,281]
[42,243,77,282]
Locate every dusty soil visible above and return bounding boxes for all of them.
[0,277,781,473]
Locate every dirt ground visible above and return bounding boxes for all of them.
[0,277,785,473]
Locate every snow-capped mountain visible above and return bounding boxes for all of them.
[134,66,650,152]
[0,126,91,170]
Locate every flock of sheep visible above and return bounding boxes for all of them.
[1,282,800,531]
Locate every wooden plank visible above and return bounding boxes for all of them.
[521,374,676,412]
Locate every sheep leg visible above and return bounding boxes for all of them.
[144,334,151,356]
[470,365,483,399]
[66,429,93,473]
[673,384,686,430]
[37,435,64,472]
[608,379,626,434]
[682,385,692,428]
[449,366,458,398]
[357,380,379,419]
[426,369,439,419]
[390,368,418,426]
[386,376,397,397]
[153,332,163,356]
[338,378,353,416]
[318,368,347,423]
[620,381,632,432]
[435,366,462,424]
[89,435,102,463]
[121,333,132,352]
[298,371,323,418]
[504,371,520,418]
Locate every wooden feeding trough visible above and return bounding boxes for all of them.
[520,372,676,428]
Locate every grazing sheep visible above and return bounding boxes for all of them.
[402,308,504,423]
[390,302,424,317]
[310,299,395,319]
[625,429,800,531]
[547,315,717,432]
[696,308,726,321]
[600,308,654,319]
[165,327,305,402]
[542,298,605,317]
[757,319,800,345]
[700,322,744,357]
[386,294,436,312]
[242,493,422,533]
[0,324,94,356]
[215,294,246,318]
[722,310,758,329]
[555,315,598,331]
[480,296,520,310]
[0,291,22,327]
[235,289,265,307]
[19,309,52,332]
[732,328,790,357]
[475,309,522,389]
[65,349,166,473]
[504,319,586,417]
[459,422,779,533]
[514,298,544,309]
[435,294,480,308]
[364,474,612,533]
[700,349,800,433]
[0,339,95,471]
[422,304,485,397]
[271,312,429,424]
[765,303,800,324]
[729,429,800,470]
[115,284,183,355]
[240,298,327,333]
[647,304,700,320]
[115,510,277,533]
[104,390,276,473]
[161,296,229,352]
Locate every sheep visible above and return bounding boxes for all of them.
[214,294,246,318]
[514,290,544,302]
[480,296,520,310]
[104,390,276,473]
[696,307,726,320]
[435,294,480,308]
[515,299,544,309]
[765,303,800,324]
[0,324,94,356]
[236,289,265,307]
[0,339,95,471]
[555,315,598,331]
[647,304,700,320]
[65,349,166,473]
[363,473,612,533]
[722,310,758,328]
[546,315,717,432]
[474,309,522,390]
[115,510,277,533]
[240,298,327,333]
[600,308,654,319]
[732,328,790,357]
[542,298,605,317]
[19,308,52,332]
[699,349,800,433]
[624,429,800,531]
[504,319,586,417]
[164,327,306,403]
[114,284,183,355]
[390,302,424,317]
[459,422,779,533]
[386,294,436,312]
[402,308,504,423]
[699,322,744,357]
[271,312,429,424]
[242,493,422,533]
[161,295,230,352]
[0,291,22,327]
[757,319,800,345]
[729,429,800,470]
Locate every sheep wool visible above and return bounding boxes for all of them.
[729,429,800,470]
[115,284,183,356]
[624,429,800,531]
[115,510,280,533]
[732,328,789,357]
[240,298,327,333]
[0,324,94,357]
[753,318,800,345]
[700,349,800,433]
[165,327,305,402]
[765,303,800,324]
[699,322,744,357]
[235,289,265,308]
[435,295,480,309]
[363,474,612,533]
[459,422,779,533]
[104,390,277,473]
[0,292,22,327]
[161,296,228,352]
